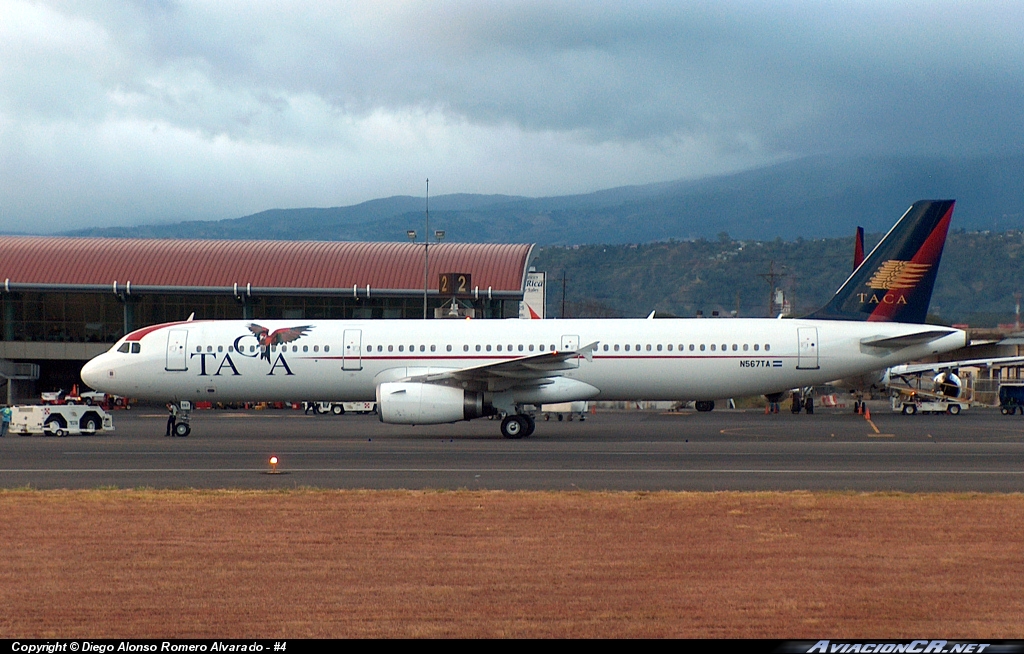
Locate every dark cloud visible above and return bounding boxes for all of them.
[1,1,1022,231]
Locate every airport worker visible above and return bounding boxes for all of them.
[0,404,10,437]
[165,402,178,437]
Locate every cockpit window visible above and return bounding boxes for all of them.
[117,343,130,353]
[131,343,141,354]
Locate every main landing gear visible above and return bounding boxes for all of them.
[500,414,536,439]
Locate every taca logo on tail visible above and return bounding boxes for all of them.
[806,200,954,324]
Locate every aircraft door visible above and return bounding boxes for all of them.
[561,334,580,368]
[343,329,362,371]
[797,327,819,370]
[165,330,188,371]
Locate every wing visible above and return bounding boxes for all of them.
[248,323,268,338]
[402,342,599,394]
[268,325,313,345]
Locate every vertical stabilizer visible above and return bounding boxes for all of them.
[806,200,954,323]
[853,226,865,270]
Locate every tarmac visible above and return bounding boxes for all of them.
[2,403,1023,491]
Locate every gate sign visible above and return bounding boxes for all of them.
[439,272,472,296]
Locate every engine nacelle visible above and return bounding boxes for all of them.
[932,371,963,398]
[376,382,495,425]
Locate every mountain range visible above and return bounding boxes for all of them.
[64,154,1024,244]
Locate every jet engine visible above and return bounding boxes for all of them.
[932,371,963,398]
[376,382,496,425]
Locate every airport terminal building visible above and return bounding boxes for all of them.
[0,237,535,400]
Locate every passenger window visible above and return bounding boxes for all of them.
[743,344,749,351]
[700,344,705,351]
[496,345,502,352]
[529,344,535,351]
[732,344,737,351]
[398,345,404,352]
[324,345,330,352]
[420,345,425,352]
[539,344,545,352]
[377,345,382,352]
[603,344,609,351]
[304,346,309,352]
[753,344,759,351]
[765,344,770,352]
[218,346,223,353]
[711,344,716,351]
[314,345,320,352]
[646,344,652,351]
[658,344,663,351]
[430,345,436,352]
[518,345,524,352]
[614,344,620,351]
[207,346,213,352]
[464,345,469,352]
[476,345,481,352]
[446,344,452,352]
[688,344,693,351]
[486,345,492,352]
[196,346,202,353]
[721,344,726,351]
[250,346,256,353]
[625,345,630,352]
[118,343,130,353]
[507,344,513,351]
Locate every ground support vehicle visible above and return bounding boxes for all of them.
[303,401,377,415]
[890,390,969,415]
[998,383,1024,415]
[542,401,588,421]
[10,405,114,436]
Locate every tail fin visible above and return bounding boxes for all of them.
[806,200,955,323]
[853,226,865,270]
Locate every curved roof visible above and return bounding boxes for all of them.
[0,237,534,297]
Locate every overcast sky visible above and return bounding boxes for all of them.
[2,1,1022,232]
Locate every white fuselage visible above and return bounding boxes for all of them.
[81,318,967,404]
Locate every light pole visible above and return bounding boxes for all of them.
[407,180,445,319]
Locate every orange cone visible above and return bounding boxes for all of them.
[864,407,871,420]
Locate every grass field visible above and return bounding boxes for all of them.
[1,489,1022,638]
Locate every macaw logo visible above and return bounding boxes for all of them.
[247,323,313,362]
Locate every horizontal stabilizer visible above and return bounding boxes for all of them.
[861,329,956,349]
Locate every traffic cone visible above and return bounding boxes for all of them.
[864,407,871,420]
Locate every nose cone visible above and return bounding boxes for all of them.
[81,355,108,391]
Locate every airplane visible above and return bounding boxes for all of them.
[81,199,966,439]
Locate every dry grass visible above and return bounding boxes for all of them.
[1,489,1022,638]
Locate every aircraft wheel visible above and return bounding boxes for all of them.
[174,422,191,437]
[523,415,536,437]
[500,415,526,439]
[695,400,715,412]
[331,404,345,415]
[947,404,961,415]
[902,404,917,415]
